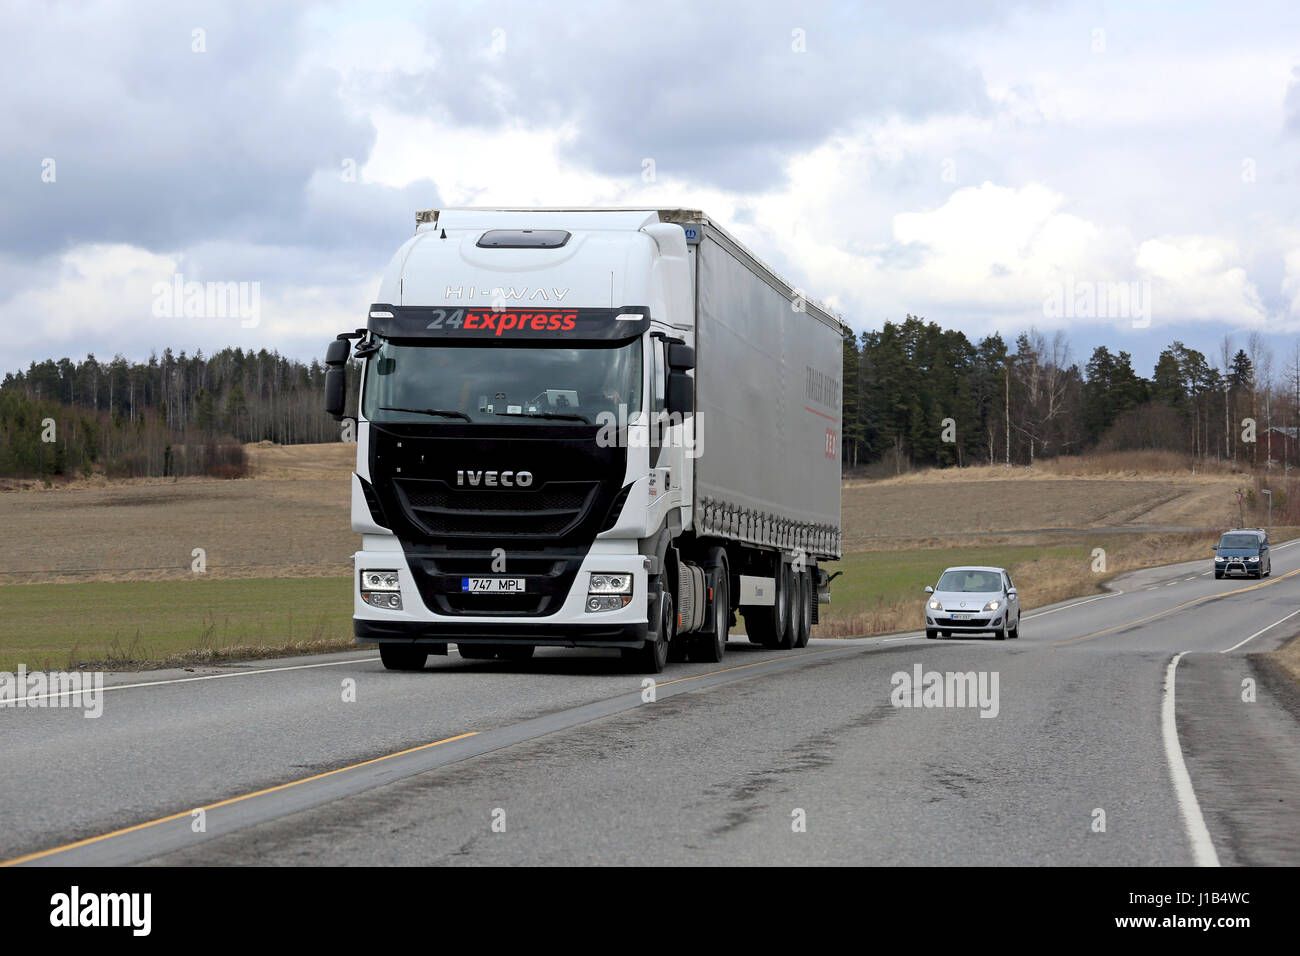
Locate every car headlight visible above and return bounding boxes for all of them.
[983,599,1001,611]
[362,570,400,591]
[589,572,633,594]
[1247,555,1259,562]
[1214,556,1226,562]
[928,600,941,610]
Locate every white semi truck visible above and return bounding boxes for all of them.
[325,208,845,673]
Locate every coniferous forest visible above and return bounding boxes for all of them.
[1,320,1295,479]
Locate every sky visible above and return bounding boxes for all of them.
[2,0,1299,381]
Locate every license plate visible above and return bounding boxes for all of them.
[461,578,526,593]
[949,613,973,621]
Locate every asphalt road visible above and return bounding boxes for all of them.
[3,544,1299,866]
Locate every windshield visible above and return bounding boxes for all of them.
[936,569,1003,593]
[362,339,643,425]
[1218,533,1260,550]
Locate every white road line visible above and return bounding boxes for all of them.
[1184,577,1197,582]
[8,655,381,706]
[1220,607,1300,654]
[1023,590,1123,620]
[1145,586,1160,591]
[1165,582,1178,587]
[1161,653,1220,867]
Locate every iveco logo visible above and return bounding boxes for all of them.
[457,470,533,488]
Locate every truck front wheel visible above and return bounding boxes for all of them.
[624,590,673,674]
[378,644,428,671]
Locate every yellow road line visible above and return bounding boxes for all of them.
[1052,567,1300,646]
[0,731,478,866]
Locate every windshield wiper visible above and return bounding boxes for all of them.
[494,410,591,424]
[378,406,472,421]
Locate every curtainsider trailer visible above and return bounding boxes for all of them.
[325,208,846,672]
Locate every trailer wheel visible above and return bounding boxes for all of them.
[793,570,812,648]
[743,561,791,648]
[379,644,428,671]
[775,563,797,650]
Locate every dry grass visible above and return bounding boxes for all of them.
[841,477,1241,548]
[851,450,1246,487]
[0,442,356,583]
[1267,633,1300,686]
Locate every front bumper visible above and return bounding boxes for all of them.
[927,613,1003,632]
[353,544,649,646]
[355,618,647,648]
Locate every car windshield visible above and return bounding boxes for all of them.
[362,339,643,425]
[1218,534,1260,549]
[936,569,1002,592]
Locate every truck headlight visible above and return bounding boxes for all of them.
[928,600,941,610]
[983,599,1001,611]
[586,572,633,612]
[589,573,633,594]
[362,570,400,591]
[361,569,402,610]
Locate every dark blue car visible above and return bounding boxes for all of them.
[1213,529,1271,579]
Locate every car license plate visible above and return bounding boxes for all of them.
[949,613,973,621]
[462,578,526,593]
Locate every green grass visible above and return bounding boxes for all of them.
[0,577,354,671]
[827,542,1093,610]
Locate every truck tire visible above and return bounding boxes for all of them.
[690,561,729,663]
[624,590,672,673]
[744,561,792,648]
[379,644,428,671]
[775,563,797,649]
[793,570,812,648]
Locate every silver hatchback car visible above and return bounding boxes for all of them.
[924,566,1020,640]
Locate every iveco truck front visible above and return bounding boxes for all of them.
[326,209,697,672]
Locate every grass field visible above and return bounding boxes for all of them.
[0,577,354,672]
[0,442,1282,668]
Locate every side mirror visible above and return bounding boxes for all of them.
[1210,546,1217,552]
[666,369,694,416]
[924,585,934,594]
[325,339,351,365]
[324,337,351,421]
[667,343,696,371]
[325,366,347,420]
[1007,588,1017,597]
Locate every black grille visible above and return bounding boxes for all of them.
[405,553,577,617]
[394,479,597,537]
